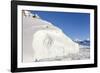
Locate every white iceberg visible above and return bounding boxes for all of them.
[22,10,79,62]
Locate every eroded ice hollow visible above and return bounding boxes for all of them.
[22,10,79,62]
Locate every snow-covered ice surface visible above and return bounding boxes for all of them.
[32,47,90,62]
[65,48,90,60]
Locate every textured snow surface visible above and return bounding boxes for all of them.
[32,48,90,62]
[32,29,79,61]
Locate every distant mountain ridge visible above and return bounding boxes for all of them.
[76,40,90,46]
[74,40,90,49]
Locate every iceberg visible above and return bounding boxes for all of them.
[22,10,79,62]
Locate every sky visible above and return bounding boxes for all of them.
[31,11,90,41]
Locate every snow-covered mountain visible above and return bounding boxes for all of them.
[75,40,90,49]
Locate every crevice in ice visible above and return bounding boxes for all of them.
[43,34,53,49]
